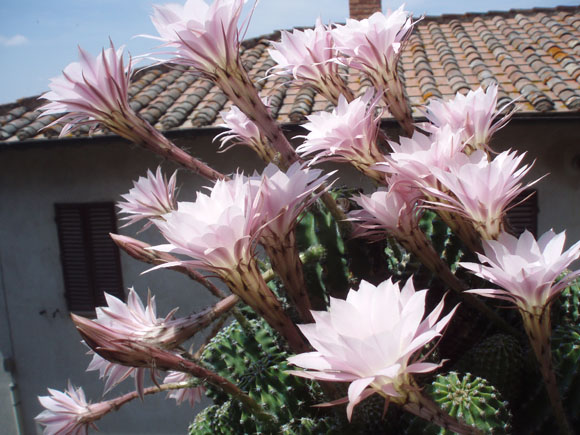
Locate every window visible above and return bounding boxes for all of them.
[505,189,538,237]
[55,202,125,313]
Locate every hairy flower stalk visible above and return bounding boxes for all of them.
[332,7,415,136]
[151,175,309,352]
[75,288,238,353]
[462,230,580,434]
[110,234,228,300]
[148,0,297,167]
[36,379,204,435]
[40,42,225,181]
[297,90,387,183]
[77,321,278,427]
[287,278,479,433]
[269,19,353,105]
[256,163,333,322]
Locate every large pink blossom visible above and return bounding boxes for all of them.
[425,150,537,240]
[148,0,244,77]
[40,42,132,137]
[152,174,261,273]
[421,84,511,153]
[288,278,457,420]
[36,383,108,435]
[297,90,386,182]
[118,167,178,228]
[151,174,308,352]
[269,19,352,104]
[331,6,414,135]
[380,126,465,190]
[461,230,580,312]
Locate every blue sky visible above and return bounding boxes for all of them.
[0,0,569,104]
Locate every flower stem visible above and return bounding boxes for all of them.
[110,110,227,182]
[224,259,310,353]
[521,309,573,435]
[146,348,278,428]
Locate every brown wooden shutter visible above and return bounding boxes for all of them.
[55,203,125,313]
[505,189,538,237]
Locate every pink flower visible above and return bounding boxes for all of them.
[152,174,261,273]
[421,84,511,152]
[331,6,414,134]
[424,150,537,240]
[461,230,580,312]
[215,102,275,162]
[297,90,386,182]
[288,278,457,420]
[269,20,352,104]
[258,162,333,237]
[163,371,205,407]
[348,182,423,240]
[380,126,465,190]
[35,382,108,435]
[86,351,149,397]
[148,0,244,78]
[40,41,132,137]
[118,167,178,228]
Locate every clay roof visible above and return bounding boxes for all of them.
[1,5,579,144]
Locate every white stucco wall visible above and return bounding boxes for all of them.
[0,118,578,434]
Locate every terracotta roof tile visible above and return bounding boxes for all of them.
[2,6,579,144]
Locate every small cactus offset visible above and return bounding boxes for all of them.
[455,334,526,404]
[406,372,512,434]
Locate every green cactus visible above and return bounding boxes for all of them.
[454,333,526,404]
[406,372,512,434]
[197,316,325,433]
[553,324,580,416]
[552,277,580,326]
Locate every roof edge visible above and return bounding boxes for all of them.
[3,111,579,150]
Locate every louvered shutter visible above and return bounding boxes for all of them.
[505,189,538,237]
[55,203,125,313]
